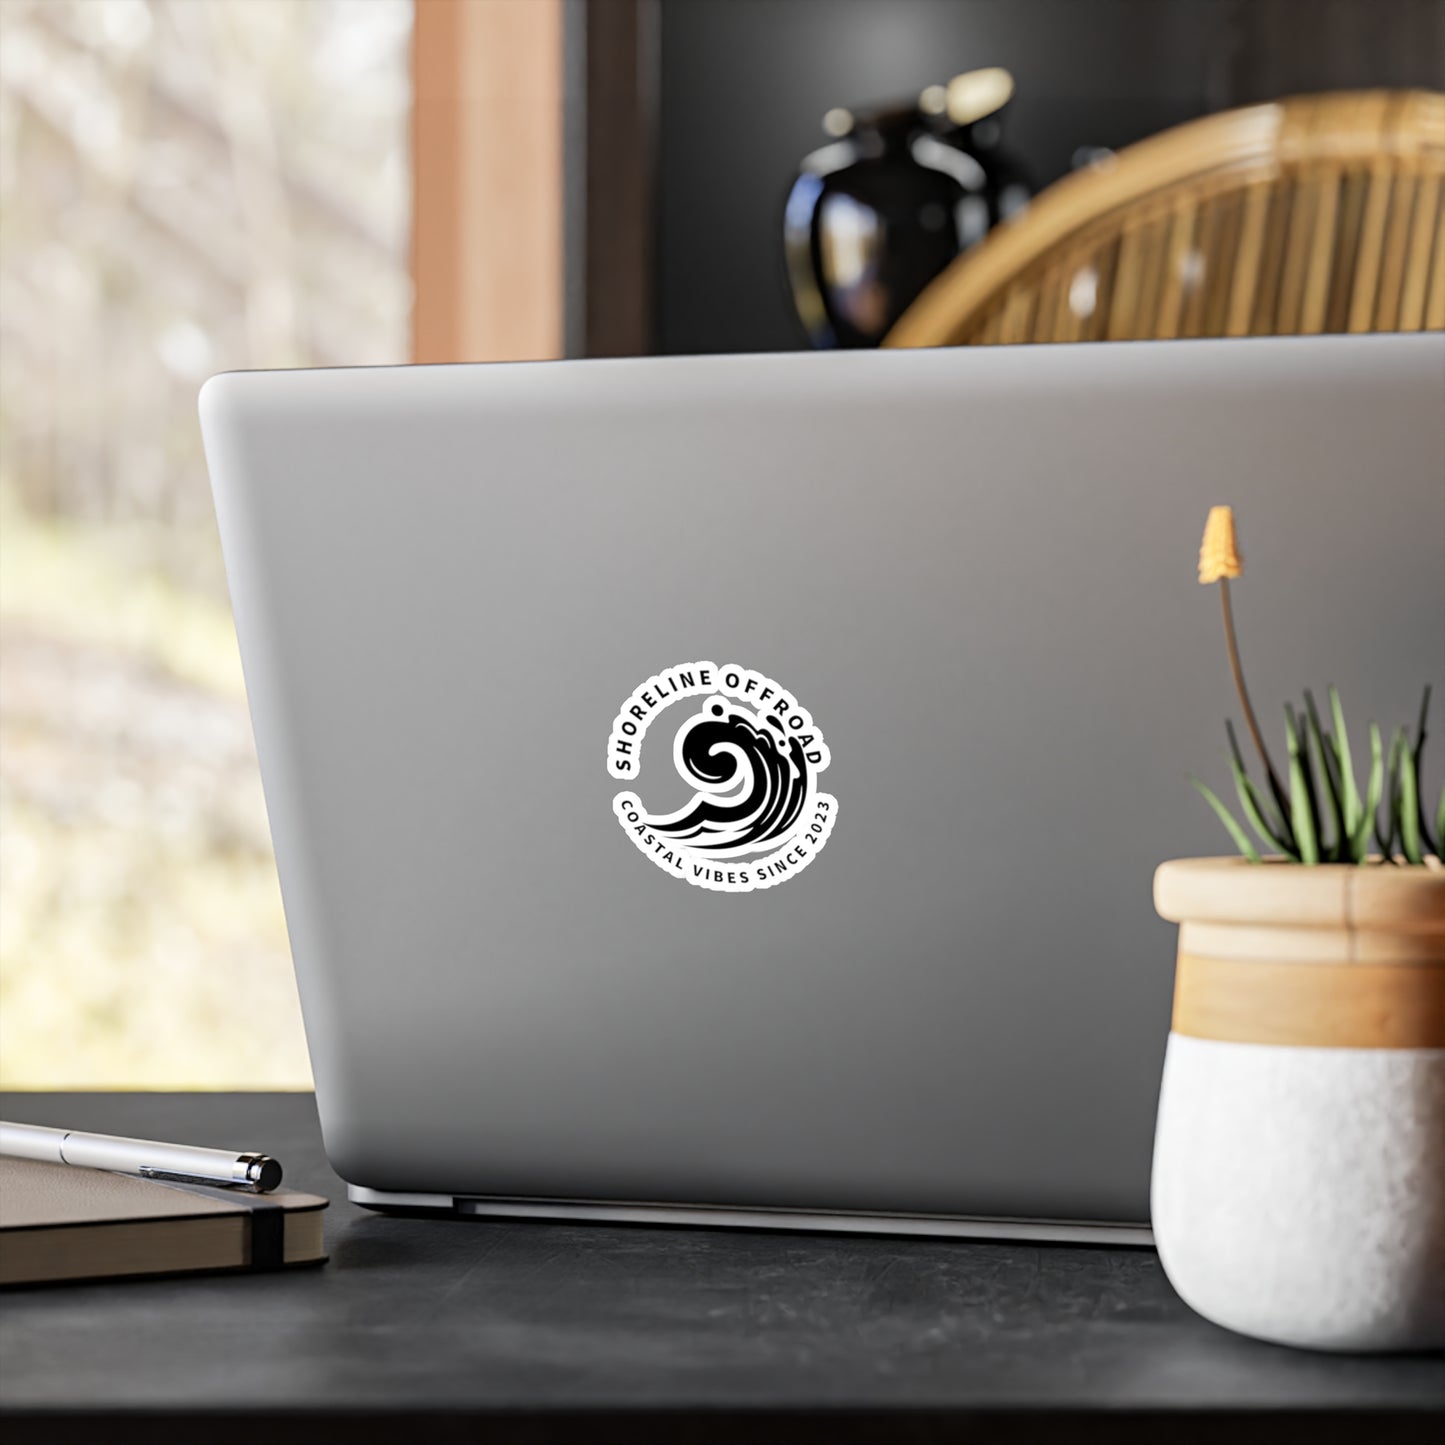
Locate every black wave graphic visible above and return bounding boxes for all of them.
[641,699,810,857]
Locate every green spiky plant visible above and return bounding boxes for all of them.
[1190,506,1443,867]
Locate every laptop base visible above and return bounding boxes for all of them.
[348,1186,1153,1245]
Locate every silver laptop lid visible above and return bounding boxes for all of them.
[200,335,1445,1225]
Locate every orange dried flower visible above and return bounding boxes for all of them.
[1199,505,1242,584]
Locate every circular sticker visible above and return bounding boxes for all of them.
[606,660,837,893]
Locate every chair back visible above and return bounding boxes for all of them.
[885,91,1445,347]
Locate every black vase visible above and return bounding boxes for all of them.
[784,72,1031,349]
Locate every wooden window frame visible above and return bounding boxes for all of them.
[410,0,655,364]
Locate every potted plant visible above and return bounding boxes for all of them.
[1151,506,1445,1353]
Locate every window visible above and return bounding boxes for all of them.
[0,0,412,1086]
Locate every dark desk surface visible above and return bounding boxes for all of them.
[1,1093,1441,1444]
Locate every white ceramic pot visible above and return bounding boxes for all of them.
[1152,858,1445,1352]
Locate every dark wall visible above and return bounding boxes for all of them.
[655,0,1445,355]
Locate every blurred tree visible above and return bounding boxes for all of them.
[0,0,411,1087]
[0,0,410,559]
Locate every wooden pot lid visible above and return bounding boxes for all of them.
[1155,857,1445,934]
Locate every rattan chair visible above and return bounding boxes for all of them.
[885,90,1445,348]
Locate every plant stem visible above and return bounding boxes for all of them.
[1219,578,1286,813]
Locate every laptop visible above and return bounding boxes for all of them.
[199,334,1445,1244]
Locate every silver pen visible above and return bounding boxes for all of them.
[0,1120,283,1193]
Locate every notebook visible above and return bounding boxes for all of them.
[0,1156,327,1286]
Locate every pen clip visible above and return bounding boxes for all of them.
[139,1166,260,1192]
